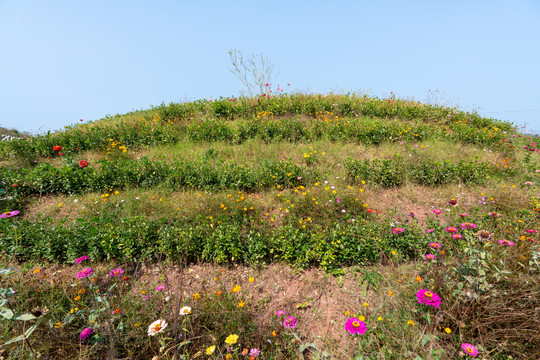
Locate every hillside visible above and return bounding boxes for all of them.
[0,93,539,359]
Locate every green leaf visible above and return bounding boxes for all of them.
[0,308,14,319]
[0,267,20,275]
[15,313,37,321]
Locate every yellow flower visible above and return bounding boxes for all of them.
[58,203,63,207]
[225,334,239,345]
[377,316,383,321]
[407,320,415,326]
[358,315,365,321]
[74,296,81,301]
[54,322,63,328]
[344,310,350,315]
[272,330,277,337]
[226,355,232,360]
[444,327,451,334]
[416,276,423,282]
[232,285,241,293]
[206,345,216,355]
[391,251,397,255]
[193,293,200,300]
[363,302,369,308]
[248,277,254,283]
[238,301,245,307]
[388,291,395,297]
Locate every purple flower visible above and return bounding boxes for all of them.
[109,268,124,277]
[80,327,93,341]
[0,210,20,219]
[249,348,261,357]
[344,317,367,335]
[416,289,442,308]
[283,316,297,329]
[155,285,165,292]
[74,255,89,264]
[276,310,285,318]
[77,268,93,279]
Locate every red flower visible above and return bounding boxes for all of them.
[53,146,62,151]
[79,160,88,168]
[12,184,18,187]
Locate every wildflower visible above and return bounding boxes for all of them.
[272,330,277,336]
[445,227,458,233]
[238,301,245,307]
[74,296,81,301]
[391,250,397,255]
[344,317,367,335]
[248,277,254,283]
[74,255,89,264]
[526,229,537,234]
[407,320,415,326]
[363,302,369,308]
[427,229,434,233]
[109,268,124,277]
[388,290,395,297]
[416,276,422,282]
[148,319,168,336]
[498,239,515,246]
[459,212,467,217]
[112,308,121,314]
[433,209,442,215]
[524,181,533,185]
[461,343,479,357]
[416,289,442,308]
[429,242,442,249]
[179,306,192,315]
[249,348,260,357]
[225,334,239,345]
[155,285,165,292]
[448,198,458,205]
[206,345,216,355]
[77,268,93,279]
[232,285,241,293]
[1,210,21,219]
[226,355,232,360]
[408,211,416,218]
[215,291,223,296]
[193,293,200,300]
[79,327,93,341]
[476,230,491,239]
[283,316,297,329]
[392,227,405,235]
[488,211,501,218]
[460,223,477,230]
[276,310,285,318]
[79,160,88,168]
[53,145,62,151]
[445,327,451,334]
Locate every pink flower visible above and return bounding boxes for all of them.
[283,316,297,329]
[427,229,434,233]
[445,227,458,233]
[0,210,20,219]
[425,254,435,261]
[77,268,93,279]
[461,343,479,357]
[79,160,88,168]
[392,227,405,235]
[80,327,93,341]
[276,310,285,318]
[429,242,441,250]
[460,223,477,230]
[74,255,89,264]
[155,285,165,292]
[416,289,441,308]
[109,268,124,277]
[459,212,467,218]
[433,209,442,215]
[498,240,515,246]
[249,348,260,357]
[526,229,537,234]
[451,233,463,240]
[344,317,367,335]
[524,181,533,185]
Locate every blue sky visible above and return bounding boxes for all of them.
[1,0,539,134]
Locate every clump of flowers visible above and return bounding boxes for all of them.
[0,210,20,219]
[461,343,479,357]
[109,268,124,277]
[225,334,239,345]
[79,327,93,341]
[283,316,297,329]
[498,239,515,246]
[77,268,93,279]
[74,255,89,264]
[148,319,168,336]
[416,289,441,308]
[344,317,367,335]
[392,227,405,235]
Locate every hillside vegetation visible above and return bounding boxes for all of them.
[0,93,538,359]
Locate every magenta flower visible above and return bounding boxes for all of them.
[77,268,93,279]
[498,240,515,246]
[109,268,124,277]
[445,227,458,233]
[79,327,93,341]
[74,255,89,264]
[344,317,367,335]
[433,209,442,215]
[429,242,441,250]
[461,343,479,357]
[459,212,467,218]
[526,229,537,234]
[425,254,435,261]
[427,229,434,233]
[460,223,477,230]
[392,227,405,235]
[249,348,261,357]
[283,316,297,329]
[276,310,285,318]
[408,211,416,218]
[155,285,165,292]
[0,210,20,219]
[451,233,463,240]
[416,289,441,308]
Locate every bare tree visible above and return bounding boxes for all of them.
[228,49,275,97]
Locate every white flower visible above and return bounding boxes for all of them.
[179,306,192,315]
[148,319,168,336]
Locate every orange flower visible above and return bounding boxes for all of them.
[232,285,241,293]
